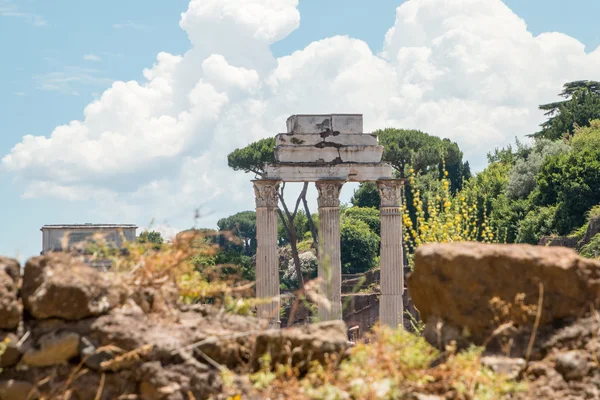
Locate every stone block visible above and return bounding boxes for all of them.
[286,114,363,134]
[22,331,80,367]
[332,114,363,134]
[275,145,383,164]
[276,133,377,147]
[263,163,394,182]
[340,145,383,163]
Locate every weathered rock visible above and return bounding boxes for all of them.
[21,253,127,320]
[137,361,220,400]
[0,257,21,330]
[554,350,590,381]
[254,321,349,369]
[481,356,526,380]
[0,379,38,400]
[0,333,22,367]
[408,243,600,344]
[22,331,80,367]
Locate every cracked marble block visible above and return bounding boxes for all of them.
[286,114,363,134]
[275,114,383,164]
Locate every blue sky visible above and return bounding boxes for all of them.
[1,0,600,261]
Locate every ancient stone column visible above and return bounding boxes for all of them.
[316,180,345,321]
[377,179,405,328]
[253,180,281,329]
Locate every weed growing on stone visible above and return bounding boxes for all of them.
[223,326,526,399]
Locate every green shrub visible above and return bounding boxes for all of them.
[340,218,380,274]
[579,233,600,259]
[343,206,381,236]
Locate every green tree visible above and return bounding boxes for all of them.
[533,80,600,140]
[137,231,164,250]
[515,206,557,245]
[350,182,380,209]
[217,211,257,256]
[535,150,600,234]
[533,121,600,234]
[340,218,380,274]
[375,128,470,191]
[343,207,381,236]
[506,139,571,200]
[227,138,276,177]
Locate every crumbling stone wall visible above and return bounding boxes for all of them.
[0,254,349,400]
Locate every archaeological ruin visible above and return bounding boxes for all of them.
[252,114,405,329]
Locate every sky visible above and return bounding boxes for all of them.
[1,0,600,261]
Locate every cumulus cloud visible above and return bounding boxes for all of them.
[4,0,600,233]
[83,54,102,62]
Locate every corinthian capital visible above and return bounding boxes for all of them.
[377,179,404,207]
[253,180,280,208]
[316,180,344,208]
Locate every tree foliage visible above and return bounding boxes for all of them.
[534,80,600,140]
[137,231,164,250]
[350,182,380,209]
[217,211,257,255]
[227,137,275,176]
[375,128,470,190]
[505,139,570,200]
[343,207,381,236]
[340,218,380,274]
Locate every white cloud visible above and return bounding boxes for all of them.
[4,0,600,232]
[0,1,46,26]
[112,20,148,30]
[83,54,102,62]
[34,66,113,94]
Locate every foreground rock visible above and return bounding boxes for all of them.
[254,321,348,369]
[408,243,600,345]
[2,300,347,399]
[21,253,127,320]
[0,257,21,329]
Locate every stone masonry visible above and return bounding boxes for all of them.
[254,114,405,329]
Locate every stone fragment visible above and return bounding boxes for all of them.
[0,333,22,367]
[0,380,38,400]
[286,114,363,134]
[0,257,22,330]
[21,253,126,320]
[408,243,600,344]
[254,321,349,369]
[554,350,590,381]
[481,356,526,380]
[22,331,80,367]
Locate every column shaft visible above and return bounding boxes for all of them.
[254,180,281,329]
[378,180,405,328]
[316,180,344,321]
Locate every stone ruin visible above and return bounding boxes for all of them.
[252,114,405,328]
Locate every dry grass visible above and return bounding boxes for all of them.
[219,326,526,400]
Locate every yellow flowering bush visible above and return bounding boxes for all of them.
[403,168,501,267]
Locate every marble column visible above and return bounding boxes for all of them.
[377,179,405,329]
[316,180,345,321]
[253,180,281,329]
